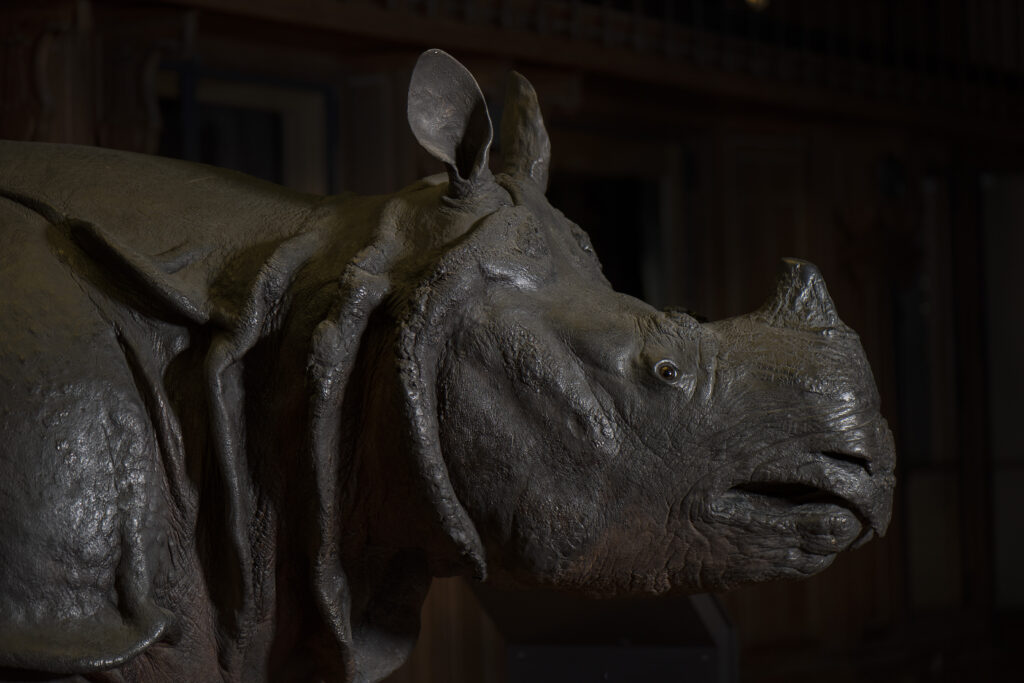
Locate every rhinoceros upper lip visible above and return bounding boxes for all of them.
[730,449,871,504]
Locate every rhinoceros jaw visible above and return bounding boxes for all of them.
[711,443,887,558]
[715,484,866,556]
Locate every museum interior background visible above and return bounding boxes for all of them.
[1,0,1021,681]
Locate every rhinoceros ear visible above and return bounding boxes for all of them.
[408,49,494,197]
[500,70,550,192]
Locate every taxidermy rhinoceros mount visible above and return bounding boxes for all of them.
[0,49,895,681]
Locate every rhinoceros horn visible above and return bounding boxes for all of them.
[500,71,551,192]
[407,48,495,197]
[756,257,842,331]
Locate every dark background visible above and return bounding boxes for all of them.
[3,1,1023,681]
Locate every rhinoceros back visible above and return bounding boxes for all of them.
[0,141,324,323]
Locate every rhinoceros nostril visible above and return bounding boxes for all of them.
[821,450,872,476]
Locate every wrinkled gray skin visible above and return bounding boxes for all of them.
[0,50,894,682]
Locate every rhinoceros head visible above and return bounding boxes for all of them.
[375,49,894,598]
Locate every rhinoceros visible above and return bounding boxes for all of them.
[0,49,895,682]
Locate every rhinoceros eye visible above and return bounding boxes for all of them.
[654,359,680,383]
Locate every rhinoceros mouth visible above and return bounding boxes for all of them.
[711,450,881,555]
[731,481,854,508]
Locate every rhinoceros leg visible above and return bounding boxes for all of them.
[0,198,173,675]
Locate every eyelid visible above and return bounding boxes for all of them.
[651,358,698,401]
[654,359,679,381]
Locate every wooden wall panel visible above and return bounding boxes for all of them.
[0,1,93,144]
